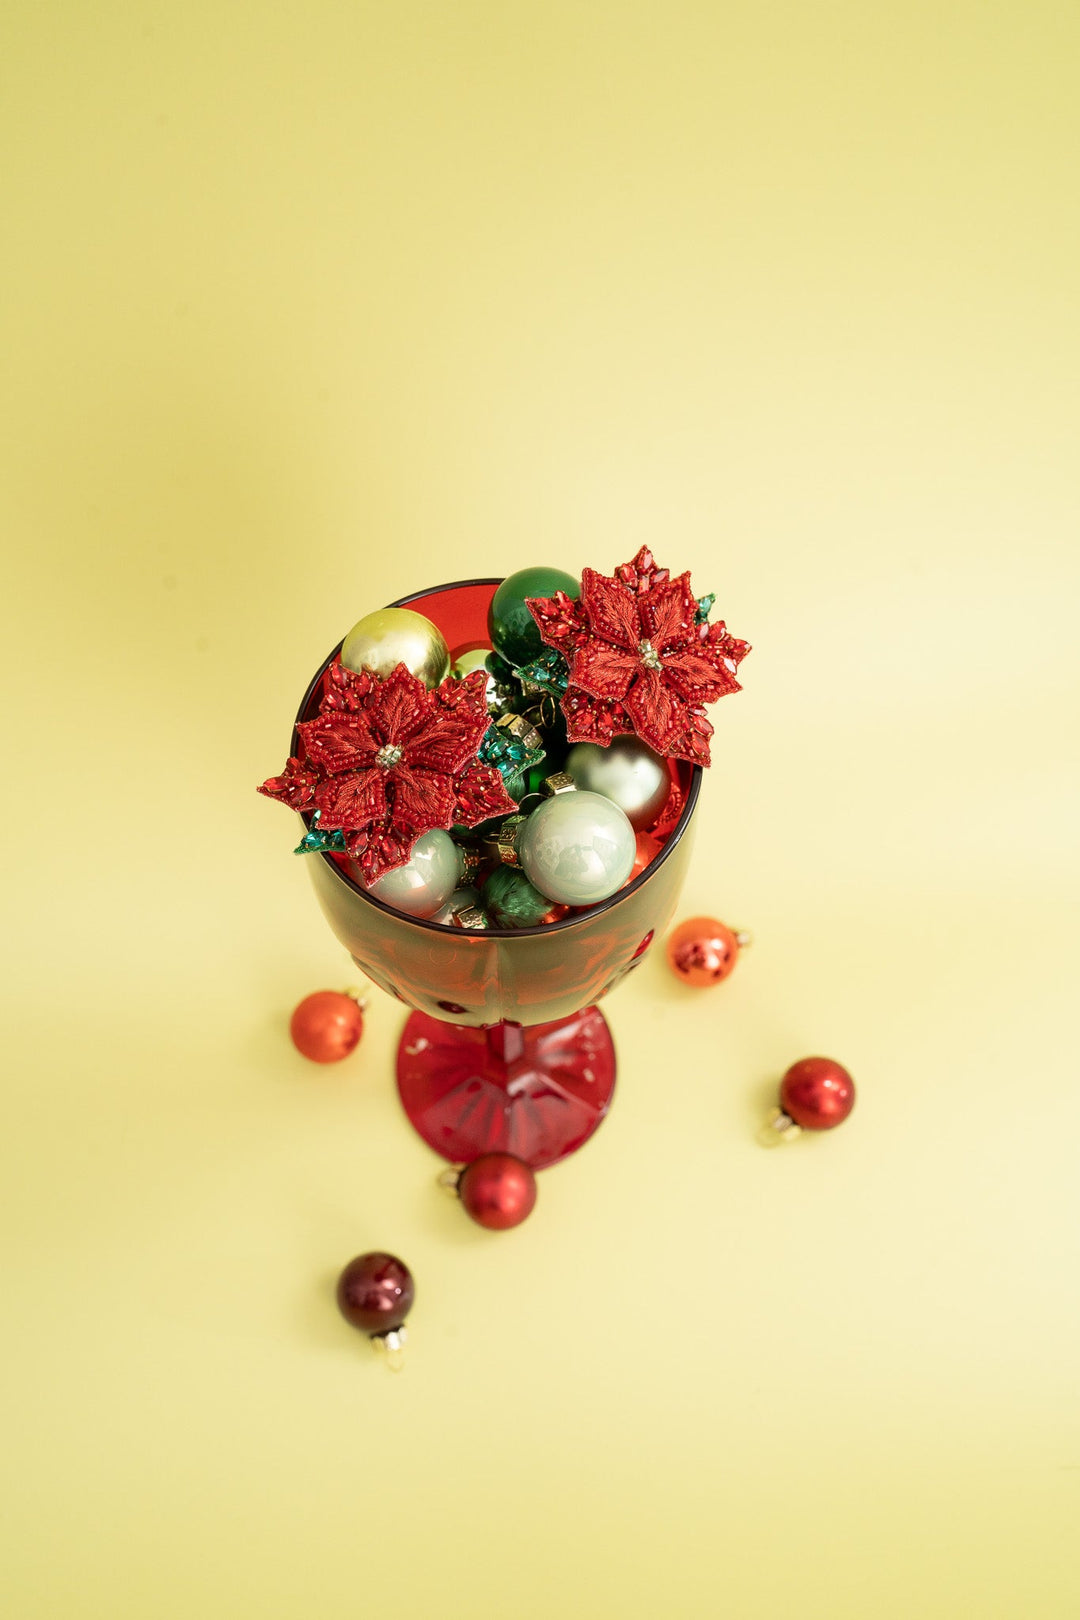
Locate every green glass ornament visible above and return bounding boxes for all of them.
[484,866,554,929]
[488,566,580,668]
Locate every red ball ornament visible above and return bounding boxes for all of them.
[458,1153,537,1230]
[779,1056,856,1131]
[666,916,744,987]
[336,1251,415,1361]
[290,990,364,1063]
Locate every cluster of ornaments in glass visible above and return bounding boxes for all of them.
[338,567,680,929]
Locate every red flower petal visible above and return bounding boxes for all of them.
[369,663,436,745]
[624,668,691,755]
[452,763,518,827]
[662,642,741,702]
[705,621,752,676]
[299,713,380,774]
[560,685,631,747]
[616,546,670,594]
[526,590,589,653]
[387,765,456,833]
[638,573,697,650]
[568,637,638,702]
[321,662,375,713]
[314,769,388,830]
[409,672,490,771]
[580,568,642,653]
[258,756,319,810]
[345,821,421,883]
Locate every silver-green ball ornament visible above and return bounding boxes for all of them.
[565,735,671,831]
[341,607,451,689]
[518,790,636,907]
[431,886,481,925]
[488,566,580,668]
[362,829,460,918]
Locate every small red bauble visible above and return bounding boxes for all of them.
[290,990,364,1062]
[458,1153,537,1230]
[336,1252,415,1335]
[666,916,744,987]
[779,1057,856,1131]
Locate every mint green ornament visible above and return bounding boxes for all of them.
[488,566,580,668]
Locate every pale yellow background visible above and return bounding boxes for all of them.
[2,4,1078,1617]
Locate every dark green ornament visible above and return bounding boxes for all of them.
[484,866,553,929]
[488,566,580,668]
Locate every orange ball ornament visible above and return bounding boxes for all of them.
[666,916,745,987]
[289,990,365,1062]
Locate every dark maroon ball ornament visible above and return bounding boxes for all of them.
[290,989,367,1063]
[760,1056,856,1146]
[439,1152,538,1229]
[336,1251,415,1368]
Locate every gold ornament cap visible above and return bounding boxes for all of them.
[540,772,577,797]
[483,814,527,867]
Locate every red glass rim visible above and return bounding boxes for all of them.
[290,577,703,940]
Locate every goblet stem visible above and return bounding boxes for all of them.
[486,1022,526,1064]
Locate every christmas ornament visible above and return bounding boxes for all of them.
[630,830,664,882]
[519,790,636,906]
[440,1153,538,1230]
[565,734,671,831]
[489,566,580,668]
[431,885,480,924]
[527,547,749,764]
[341,607,450,689]
[451,647,492,680]
[451,902,490,929]
[483,865,553,929]
[761,1057,856,1146]
[483,812,528,867]
[336,1251,414,1368]
[260,663,516,883]
[453,647,518,716]
[289,989,366,1062]
[361,827,461,918]
[666,916,749,987]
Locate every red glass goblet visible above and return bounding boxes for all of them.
[293,579,700,1169]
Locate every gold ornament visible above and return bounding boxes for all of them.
[341,607,451,689]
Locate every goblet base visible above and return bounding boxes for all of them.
[396,1007,616,1170]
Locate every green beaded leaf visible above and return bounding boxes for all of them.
[514,645,570,699]
[478,720,546,781]
[695,593,715,624]
[293,811,348,855]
